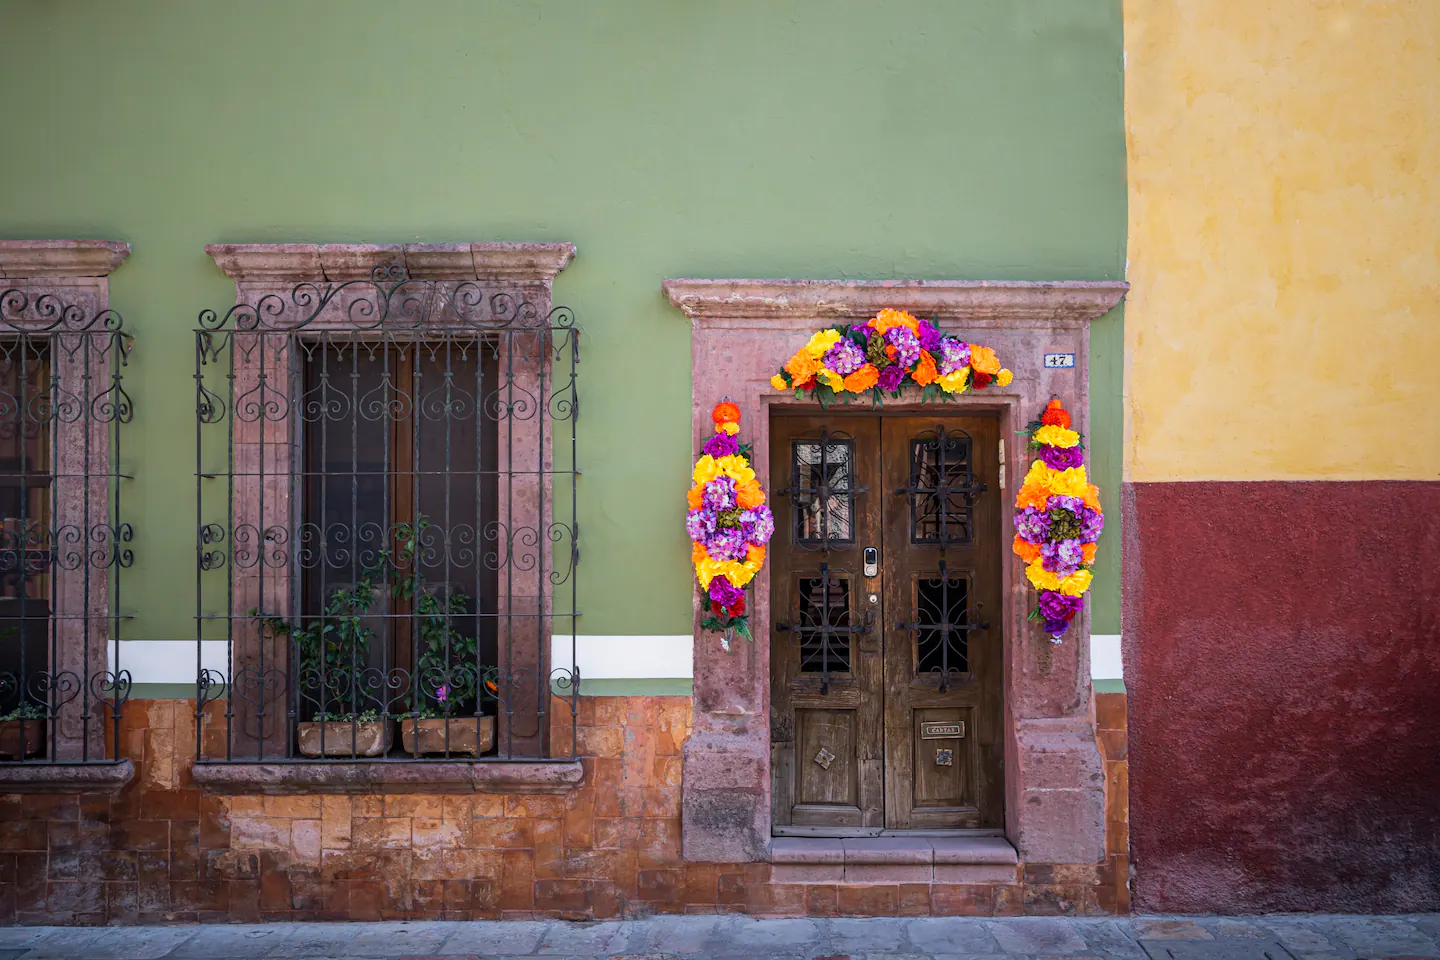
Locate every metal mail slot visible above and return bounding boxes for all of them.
[920,721,965,740]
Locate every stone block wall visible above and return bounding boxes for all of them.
[1,692,1129,922]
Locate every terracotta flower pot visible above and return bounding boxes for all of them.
[296,720,391,758]
[400,716,494,757]
[0,719,45,760]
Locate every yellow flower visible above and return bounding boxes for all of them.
[1022,459,1052,489]
[996,368,1013,387]
[1046,466,1090,499]
[715,454,756,485]
[1025,559,1060,591]
[819,368,845,391]
[937,368,970,394]
[1058,569,1093,597]
[717,421,740,436]
[1033,425,1079,449]
[692,455,721,487]
[770,374,788,391]
[805,329,843,359]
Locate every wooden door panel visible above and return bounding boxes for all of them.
[881,416,1003,830]
[770,417,883,830]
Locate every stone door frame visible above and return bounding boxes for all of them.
[663,278,1127,865]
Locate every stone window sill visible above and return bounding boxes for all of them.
[190,760,584,795]
[0,760,135,795]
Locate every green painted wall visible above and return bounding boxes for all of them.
[0,0,1125,643]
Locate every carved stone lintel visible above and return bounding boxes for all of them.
[663,278,1128,324]
[0,240,131,279]
[205,242,576,284]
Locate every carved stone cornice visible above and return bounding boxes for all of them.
[663,278,1128,324]
[206,242,576,284]
[0,240,131,279]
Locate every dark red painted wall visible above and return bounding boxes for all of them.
[1123,480,1440,913]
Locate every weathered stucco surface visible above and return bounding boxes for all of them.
[1124,0,1440,481]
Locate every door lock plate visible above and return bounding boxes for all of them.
[863,546,878,578]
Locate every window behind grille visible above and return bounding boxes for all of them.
[299,338,499,723]
[0,339,50,713]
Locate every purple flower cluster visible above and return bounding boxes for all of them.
[884,326,922,368]
[823,337,867,375]
[702,475,737,512]
[938,338,971,375]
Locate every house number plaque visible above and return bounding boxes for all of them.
[920,721,965,740]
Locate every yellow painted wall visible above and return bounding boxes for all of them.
[1124,0,1440,481]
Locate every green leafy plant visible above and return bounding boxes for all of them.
[393,517,481,718]
[0,703,45,723]
[254,574,380,721]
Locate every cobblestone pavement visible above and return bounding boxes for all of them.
[0,914,1437,960]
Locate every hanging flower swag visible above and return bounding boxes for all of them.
[770,308,1013,407]
[1011,398,1104,643]
[687,400,775,646]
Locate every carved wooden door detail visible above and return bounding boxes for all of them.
[770,413,1003,834]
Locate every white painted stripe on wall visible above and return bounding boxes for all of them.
[552,635,693,681]
[1090,633,1123,680]
[110,639,228,685]
[110,633,1120,684]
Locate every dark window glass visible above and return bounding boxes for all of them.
[909,434,974,544]
[915,571,969,678]
[792,440,853,543]
[796,573,852,675]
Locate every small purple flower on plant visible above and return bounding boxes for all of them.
[436,684,449,703]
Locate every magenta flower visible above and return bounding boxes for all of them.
[436,684,450,703]
[1040,444,1084,470]
[877,363,906,392]
[707,576,743,607]
[704,432,739,458]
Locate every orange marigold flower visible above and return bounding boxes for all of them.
[884,344,897,359]
[1082,484,1102,512]
[1041,398,1072,429]
[736,479,765,510]
[746,544,766,565]
[692,541,709,564]
[843,363,879,393]
[1081,542,1098,564]
[686,485,705,510]
[970,345,1001,376]
[711,401,741,425]
[1016,482,1050,511]
[872,308,920,333]
[784,350,819,385]
[1013,535,1042,564]
[912,350,938,386]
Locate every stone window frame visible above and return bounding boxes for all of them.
[0,240,135,794]
[190,242,583,795]
[663,277,1128,863]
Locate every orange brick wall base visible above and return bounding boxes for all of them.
[1,694,1128,922]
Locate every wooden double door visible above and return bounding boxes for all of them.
[770,413,1003,833]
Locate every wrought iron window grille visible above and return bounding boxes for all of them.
[0,289,134,765]
[894,425,988,693]
[193,265,579,763]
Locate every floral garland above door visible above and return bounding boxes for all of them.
[769,308,1013,406]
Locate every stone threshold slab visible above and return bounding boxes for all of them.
[191,759,583,795]
[0,759,134,794]
[770,834,1020,884]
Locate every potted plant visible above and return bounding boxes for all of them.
[0,702,46,760]
[255,576,392,758]
[396,519,494,758]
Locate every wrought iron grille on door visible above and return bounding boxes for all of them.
[0,289,133,765]
[193,266,579,762]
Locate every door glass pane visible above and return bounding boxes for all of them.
[909,434,973,544]
[792,440,853,543]
[795,573,852,674]
[915,570,969,678]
